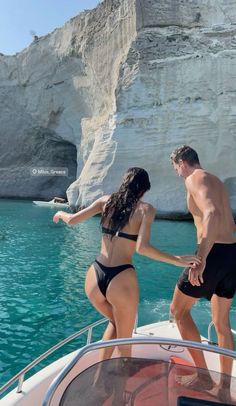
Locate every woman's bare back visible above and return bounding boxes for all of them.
[98,197,150,266]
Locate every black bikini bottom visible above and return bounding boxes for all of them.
[93,259,135,298]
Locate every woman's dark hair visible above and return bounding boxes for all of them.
[101,167,151,235]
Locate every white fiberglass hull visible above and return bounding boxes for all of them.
[1,320,235,405]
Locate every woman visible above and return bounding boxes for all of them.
[53,167,200,359]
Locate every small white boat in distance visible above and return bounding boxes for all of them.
[33,200,70,209]
[0,319,236,405]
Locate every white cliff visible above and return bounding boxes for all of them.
[0,0,236,215]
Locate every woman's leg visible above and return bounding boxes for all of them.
[85,265,139,360]
[106,267,139,359]
[85,265,119,391]
[85,265,117,360]
[106,268,139,405]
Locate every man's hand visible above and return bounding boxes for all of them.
[188,259,206,286]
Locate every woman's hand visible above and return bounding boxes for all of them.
[53,211,62,223]
[176,255,202,268]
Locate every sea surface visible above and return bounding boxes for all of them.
[0,200,235,391]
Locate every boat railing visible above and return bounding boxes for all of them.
[207,321,236,344]
[1,316,235,398]
[0,317,108,397]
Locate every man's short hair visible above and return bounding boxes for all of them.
[170,145,200,166]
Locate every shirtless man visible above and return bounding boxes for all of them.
[170,145,236,401]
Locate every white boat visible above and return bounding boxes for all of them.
[0,318,235,405]
[32,200,70,209]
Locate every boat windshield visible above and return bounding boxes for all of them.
[59,357,236,405]
[44,341,236,406]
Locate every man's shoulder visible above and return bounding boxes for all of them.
[186,169,210,186]
[186,169,223,194]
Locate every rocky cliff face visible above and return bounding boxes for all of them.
[0,0,236,215]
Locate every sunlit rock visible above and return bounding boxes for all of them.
[0,0,236,217]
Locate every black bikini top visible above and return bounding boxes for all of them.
[102,226,138,242]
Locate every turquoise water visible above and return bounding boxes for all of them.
[0,200,235,390]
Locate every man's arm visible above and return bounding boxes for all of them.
[185,174,220,285]
[186,174,221,260]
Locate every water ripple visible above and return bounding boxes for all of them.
[0,200,235,388]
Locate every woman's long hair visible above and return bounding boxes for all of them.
[101,167,151,234]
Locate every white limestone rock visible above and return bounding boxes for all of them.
[0,0,236,216]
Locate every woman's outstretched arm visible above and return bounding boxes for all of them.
[136,205,201,268]
[53,196,109,225]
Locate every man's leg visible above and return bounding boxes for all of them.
[211,294,234,374]
[170,286,214,390]
[211,294,235,402]
[170,286,208,370]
